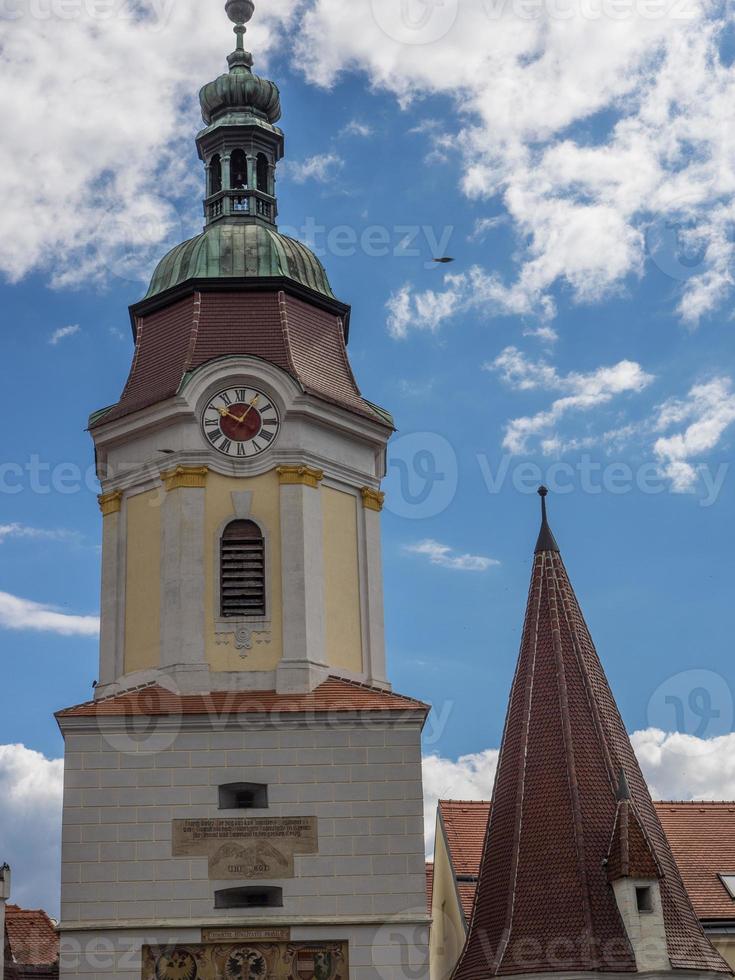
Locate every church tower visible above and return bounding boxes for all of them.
[56,6,430,978]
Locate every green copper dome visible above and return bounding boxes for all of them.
[145,222,335,300]
[199,67,281,126]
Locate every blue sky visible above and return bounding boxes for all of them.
[2,0,735,912]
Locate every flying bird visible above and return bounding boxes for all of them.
[432,256,455,264]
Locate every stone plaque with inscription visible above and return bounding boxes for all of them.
[172,816,318,879]
[142,941,347,980]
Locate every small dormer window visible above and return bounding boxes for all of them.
[719,874,735,899]
[636,886,653,913]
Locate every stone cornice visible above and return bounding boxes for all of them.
[161,466,209,491]
[276,465,324,489]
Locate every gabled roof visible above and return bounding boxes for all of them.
[4,905,58,969]
[439,801,491,877]
[453,497,730,978]
[434,799,735,928]
[657,802,735,923]
[56,676,429,721]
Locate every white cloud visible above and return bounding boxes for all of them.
[404,539,500,572]
[48,324,80,346]
[653,378,735,491]
[294,0,735,326]
[343,119,373,138]
[285,153,345,183]
[0,592,99,637]
[0,524,79,544]
[0,744,63,915]
[386,267,555,339]
[486,346,654,453]
[422,749,498,854]
[0,1,297,286]
[422,729,735,857]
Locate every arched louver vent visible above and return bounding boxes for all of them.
[220,520,266,618]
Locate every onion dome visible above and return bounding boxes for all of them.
[199,0,281,125]
[145,222,335,301]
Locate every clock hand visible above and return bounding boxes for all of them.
[236,395,260,424]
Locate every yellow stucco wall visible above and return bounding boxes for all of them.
[430,820,468,980]
[322,486,363,674]
[204,470,283,672]
[123,489,161,674]
[712,939,735,971]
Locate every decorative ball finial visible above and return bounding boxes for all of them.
[538,485,549,498]
[225,0,254,25]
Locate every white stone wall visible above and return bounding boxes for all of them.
[59,717,429,980]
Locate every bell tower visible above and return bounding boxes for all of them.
[199,0,283,226]
[90,0,393,699]
[57,6,429,979]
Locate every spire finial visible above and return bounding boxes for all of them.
[534,485,560,554]
[225,0,255,70]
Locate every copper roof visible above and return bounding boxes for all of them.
[436,799,735,930]
[4,905,58,969]
[56,676,429,720]
[453,517,730,977]
[93,290,389,429]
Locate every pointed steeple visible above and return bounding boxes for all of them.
[534,485,559,554]
[452,499,730,979]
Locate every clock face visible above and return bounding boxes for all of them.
[202,386,280,458]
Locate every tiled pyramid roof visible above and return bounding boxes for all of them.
[453,499,730,977]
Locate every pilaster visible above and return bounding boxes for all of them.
[276,465,328,693]
[97,492,125,687]
[160,467,209,691]
[360,488,388,688]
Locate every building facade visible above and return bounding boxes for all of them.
[56,3,430,977]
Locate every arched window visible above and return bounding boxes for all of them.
[210,154,222,195]
[256,153,269,193]
[220,520,266,618]
[230,149,248,189]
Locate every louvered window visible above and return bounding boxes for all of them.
[220,520,266,618]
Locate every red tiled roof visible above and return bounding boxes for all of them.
[93,290,388,429]
[439,801,491,876]
[657,802,735,923]
[435,799,735,929]
[453,536,729,978]
[456,883,478,920]
[4,906,58,968]
[56,676,430,720]
[426,863,434,916]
